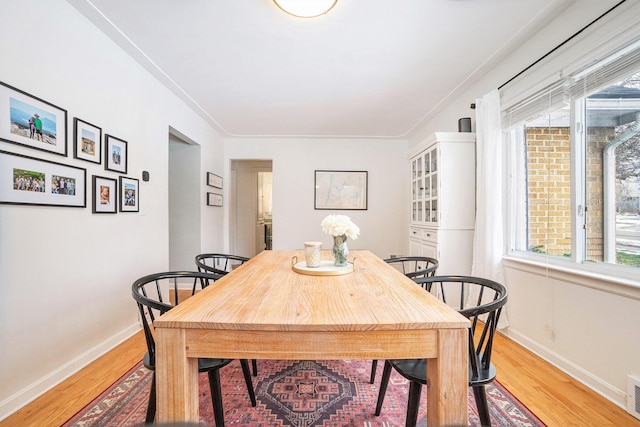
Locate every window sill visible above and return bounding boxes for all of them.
[503,254,640,301]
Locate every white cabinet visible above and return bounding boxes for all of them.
[409,132,475,275]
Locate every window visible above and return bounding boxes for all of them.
[504,42,640,275]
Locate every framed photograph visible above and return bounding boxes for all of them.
[207,172,223,189]
[92,175,117,214]
[0,81,68,156]
[105,134,127,173]
[119,176,139,212]
[314,170,368,210]
[207,192,223,207]
[0,149,86,207]
[74,118,102,164]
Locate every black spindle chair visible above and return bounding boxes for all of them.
[195,253,250,276]
[375,275,507,427]
[131,271,257,426]
[195,253,258,376]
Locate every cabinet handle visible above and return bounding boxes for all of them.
[426,233,431,237]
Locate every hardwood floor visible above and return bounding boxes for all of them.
[1,330,639,427]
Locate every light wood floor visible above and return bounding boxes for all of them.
[2,330,639,427]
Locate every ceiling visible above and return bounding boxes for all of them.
[68,0,577,139]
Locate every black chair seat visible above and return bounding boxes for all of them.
[143,352,235,373]
[384,357,497,387]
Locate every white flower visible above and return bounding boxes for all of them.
[321,214,360,240]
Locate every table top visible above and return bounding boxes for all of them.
[155,250,468,332]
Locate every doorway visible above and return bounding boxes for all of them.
[168,130,201,270]
[230,160,273,257]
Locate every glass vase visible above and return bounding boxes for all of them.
[332,234,349,267]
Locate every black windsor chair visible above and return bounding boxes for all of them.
[131,271,257,426]
[195,253,250,275]
[195,253,258,376]
[374,275,508,427]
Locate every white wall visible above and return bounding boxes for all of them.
[410,0,640,410]
[0,0,225,419]
[169,134,201,271]
[224,138,409,260]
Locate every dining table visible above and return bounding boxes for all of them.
[154,249,470,426]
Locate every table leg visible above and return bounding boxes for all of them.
[156,328,199,423]
[426,328,468,427]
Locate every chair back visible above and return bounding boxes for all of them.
[131,271,223,367]
[195,253,250,275]
[413,275,507,385]
[383,256,438,280]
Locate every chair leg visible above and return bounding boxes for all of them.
[146,373,156,423]
[252,359,258,376]
[473,384,492,427]
[375,360,393,416]
[240,359,257,406]
[207,369,225,427]
[370,360,378,383]
[405,380,422,427]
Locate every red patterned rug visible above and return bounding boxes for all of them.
[63,359,546,426]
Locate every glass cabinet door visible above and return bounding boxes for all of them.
[411,145,439,225]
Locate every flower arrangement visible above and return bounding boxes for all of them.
[321,214,359,267]
[321,214,360,240]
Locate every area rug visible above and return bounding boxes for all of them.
[63,359,546,426]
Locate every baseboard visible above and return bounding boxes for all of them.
[0,323,141,422]
[502,328,627,410]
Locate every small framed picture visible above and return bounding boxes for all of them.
[207,172,223,189]
[0,81,68,156]
[0,149,85,207]
[207,192,223,207]
[92,175,117,214]
[105,134,127,173]
[119,176,139,212]
[74,118,102,164]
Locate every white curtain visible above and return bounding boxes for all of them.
[470,89,509,328]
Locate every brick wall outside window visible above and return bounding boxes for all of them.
[525,126,613,260]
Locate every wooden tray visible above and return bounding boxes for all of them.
[291,257,355,276]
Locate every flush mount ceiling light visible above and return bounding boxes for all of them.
[273,0,338,18]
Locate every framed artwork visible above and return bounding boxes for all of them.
[119,176,139,212]
[0,81,68,156]
[0,149,86,207]
[92,175,117,214]
[105,134,127,173]
[314,170,368,210]
[74,118,102,164]
[207,192,223,207]
[207,172,223,188]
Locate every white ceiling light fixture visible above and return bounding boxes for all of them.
[273,0,338,18]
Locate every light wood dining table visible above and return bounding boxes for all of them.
[154,249,469,426]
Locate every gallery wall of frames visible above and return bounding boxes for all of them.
[0,80,140,214]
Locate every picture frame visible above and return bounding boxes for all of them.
[92,175,117,214]
[105,134,128,173]
[74,118,102,164]
[0,149,86,207]
[207,172,223,189]
[119,176,139,212]
[207,192,223,207]
[0,81,68,156]
[314,170,368,210]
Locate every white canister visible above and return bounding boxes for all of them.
[303,241,322,267]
